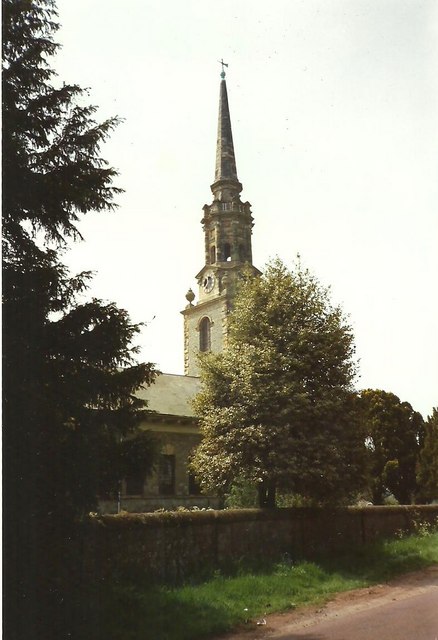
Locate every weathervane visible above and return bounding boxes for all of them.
[218,58,228,79]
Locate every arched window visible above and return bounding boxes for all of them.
[199,317,211,352]
[210,245,216,263]
[224,243,231,261]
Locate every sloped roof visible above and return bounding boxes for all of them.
[136,373,201,418]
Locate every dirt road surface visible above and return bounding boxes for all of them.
[219,565,438,640]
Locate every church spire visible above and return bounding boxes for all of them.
[211,64,242,200]
[181,67,259,376]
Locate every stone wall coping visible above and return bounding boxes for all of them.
[88,504,438,530]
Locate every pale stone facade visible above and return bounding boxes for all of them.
[182,295,228,377]
[100,373,221,513]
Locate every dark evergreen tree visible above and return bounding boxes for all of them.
[358,389,424,504]
[417,407,438,503]
[2,1,156,636]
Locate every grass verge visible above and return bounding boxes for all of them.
[98,531,438,640]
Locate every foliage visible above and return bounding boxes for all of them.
[191,258,367,507]
[358,389,425,504]
[224,478,259,509]
[2,1,156,637]
[2,0,122,251]
[411,514,438,537]
[3,0,156,518]
[224,480,316,509]
[417,408,438,503]
[275,492,318,507]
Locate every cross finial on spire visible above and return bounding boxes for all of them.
[218,58,228,79]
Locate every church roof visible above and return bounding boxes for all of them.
[137,373,200,418]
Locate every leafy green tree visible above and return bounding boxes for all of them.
[191,258,366,507]
[417,408,438,503]
[224,477,259,509]
[358,389,424,504]
[2,1,156,636]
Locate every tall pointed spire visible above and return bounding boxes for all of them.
[181,66,259,376]
[211,66,242,200]
[214,79,238,183]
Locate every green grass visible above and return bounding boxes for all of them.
[98,532,438,640]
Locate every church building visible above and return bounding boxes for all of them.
[100,67,259,513]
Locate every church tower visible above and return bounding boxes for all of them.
[182,66,259,376]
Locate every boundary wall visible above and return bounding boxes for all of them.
[83,505,438,584]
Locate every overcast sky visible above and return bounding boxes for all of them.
[54,0,437,417]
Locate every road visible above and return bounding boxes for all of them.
[274,587,438,639]
[221,566,438,640]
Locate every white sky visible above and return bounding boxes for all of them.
[53,0,438,418]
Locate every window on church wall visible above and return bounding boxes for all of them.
[199,317,211,352]
[158,454,176,495]
[224,243,231,261]
[239,244,245,261]
[210,245,216,263]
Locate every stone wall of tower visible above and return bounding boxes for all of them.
[183,297,229,376]
[202,202,254,267]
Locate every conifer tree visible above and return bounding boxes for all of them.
[358,389,424,504]
[417,407,438,503]
[191,258,366,507]
[2,1,156,636]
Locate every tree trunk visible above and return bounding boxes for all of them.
[371,479,384,505]
[258,481,276,508]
